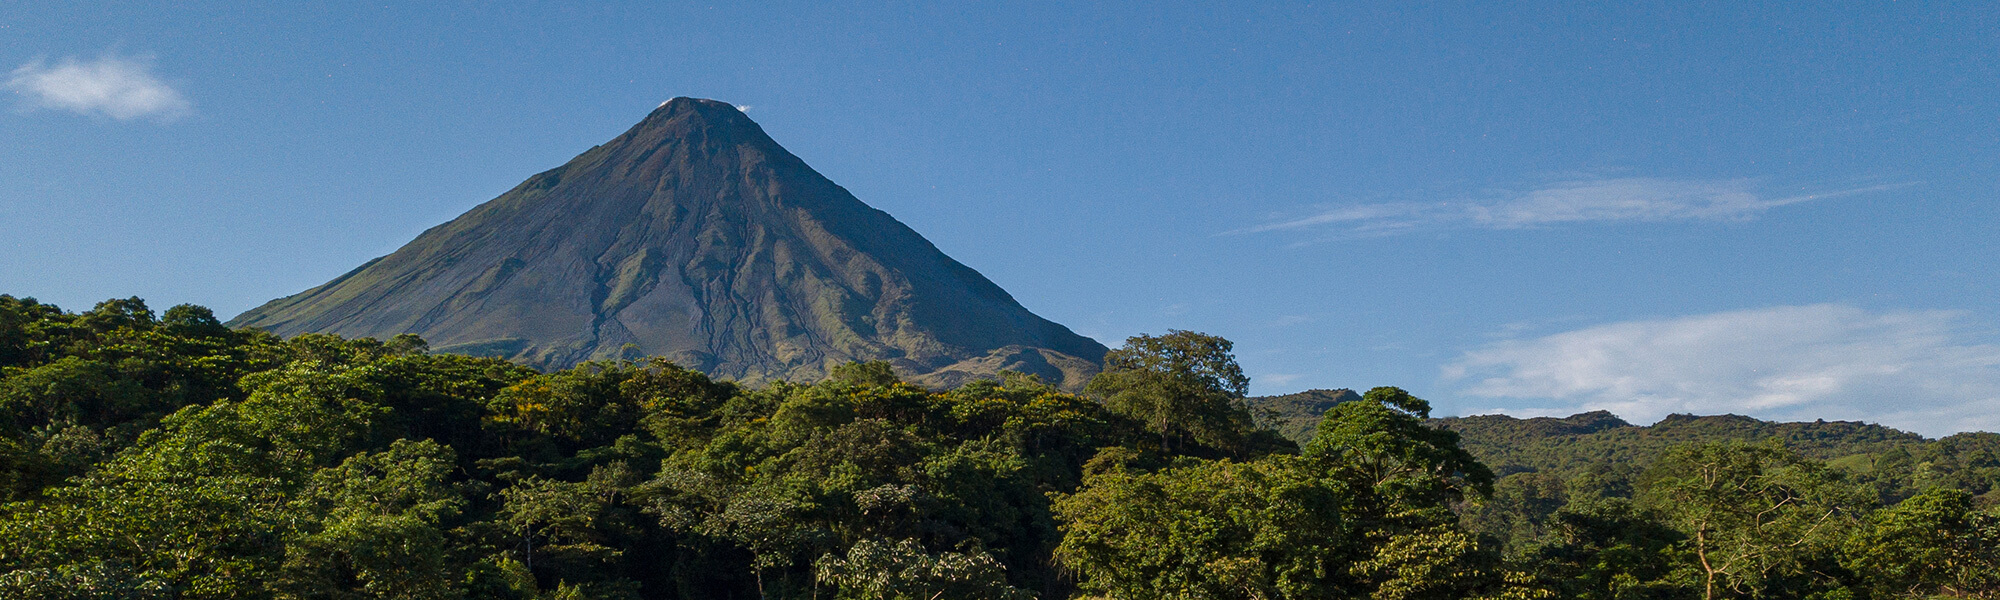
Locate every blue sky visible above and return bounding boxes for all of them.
[4,2,1996,434]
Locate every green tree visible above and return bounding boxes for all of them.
[1303,387,1494,524]
[626,358,738,449]
[1054,419,1525,600]
[1464,472,1568,558]
[0,561,172,600]
[75,297,154,333]
[1053,454,1354,600]
[1084,330,1256,455]
[500,467,631,586]
[814,538,1033,600]
[830,361,901,388]
[486,364,646,451]
[1350,525,1513,600]
[1522,496,1686,600]
[1842,487,2000,598]
[1640,441,1864,600]
[278,439,469,600]
[1303,387,1514,598]
[159,304,231,339]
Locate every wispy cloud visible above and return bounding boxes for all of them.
[1230,202,1440,234]
[1443,304,2000,436]
[6,52,190,121]
[1227,178,1903,237]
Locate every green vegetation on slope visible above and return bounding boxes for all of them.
[7,294,2000,599]
[1248,395,2000,508]
[1440,412,1926,474]
[1247,387,1360,444]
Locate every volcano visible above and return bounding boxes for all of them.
[230,98,1107,388]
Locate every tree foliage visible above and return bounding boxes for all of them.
[6,294,2000,599]
[1085,330,1259,455]
[1640,441,1866,599]
[1053,388,1526,600]
[814,538,1033,600]
[1842,487,2000,598]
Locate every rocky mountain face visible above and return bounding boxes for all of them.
[231,98,1107,389]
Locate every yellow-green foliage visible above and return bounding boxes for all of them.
[5,296,2000,599]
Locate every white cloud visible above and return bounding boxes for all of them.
[1443,304,2000,436]
[1228,202,1439,234]
[6,52,190,121]
[1472,178,1777,227]
[1230,178,1903,237]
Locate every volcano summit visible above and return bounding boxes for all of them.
[231,98,1107,388]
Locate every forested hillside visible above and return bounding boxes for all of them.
[4,295,1998,599]
[1246,387,1359,444]
[1254,393,2000,508]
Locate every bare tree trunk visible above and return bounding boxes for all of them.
[1697,529,1715,600]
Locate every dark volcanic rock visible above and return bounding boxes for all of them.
[231,98,1107,388]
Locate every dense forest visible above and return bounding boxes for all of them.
[2,295,1997,599]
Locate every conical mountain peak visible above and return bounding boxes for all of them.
[630,98,763,142]
[647,96,747,123]
[231,100,1107,388]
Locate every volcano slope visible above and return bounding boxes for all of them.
[232,98,1106,389]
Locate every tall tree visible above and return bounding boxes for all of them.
[278,439,469,600]
[1053,454,1356,600]
[1640,441,1864,600]
[1520,496,1686,600]
[814,538,1033,600]
[1842,487,2000,598]
[1053,387,1529,600]
[1304,387,1495,522]
[1084,330,1255,454]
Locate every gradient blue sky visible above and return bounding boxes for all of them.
[4,2,1996,434]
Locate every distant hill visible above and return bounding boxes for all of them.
[231,98,1107,388]
[1244,395,2000,502]
[1246,388,1360,444]
[1440,412,2000,505]
[1434,411,1928,476]
[1243,392,1928,471]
